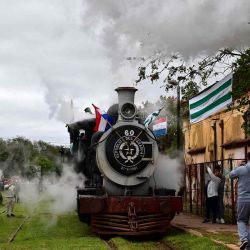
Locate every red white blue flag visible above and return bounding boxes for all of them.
[153,117,167,137]
[92,104,113,132]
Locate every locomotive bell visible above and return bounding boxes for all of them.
[115,87,137,121]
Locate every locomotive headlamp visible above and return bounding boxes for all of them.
[120,102,137,120]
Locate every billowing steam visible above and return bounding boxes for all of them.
[0,1,249,143]
[83,0,250,66]
[151,154,184,192]
[18,165,84,215]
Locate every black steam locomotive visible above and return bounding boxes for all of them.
[67,87,182,235]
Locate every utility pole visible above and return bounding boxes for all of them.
[177,82,181,151]
[168,80,181,151]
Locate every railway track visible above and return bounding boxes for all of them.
[102,237,177,250]
[159,240,177,250]
[102,238,117,250]
[7,206,39,243]
[8,215,30,243]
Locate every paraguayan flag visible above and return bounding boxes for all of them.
[189,73,233,124]
[153,117,167,137]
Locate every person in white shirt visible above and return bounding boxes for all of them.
[203,166,221,223]
[4,182,16,217]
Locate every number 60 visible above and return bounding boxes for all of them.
[124,130,134,136]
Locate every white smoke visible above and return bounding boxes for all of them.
[151,154,184,192]
[1,1,249,143]
[45,167,83,214]
[18,164,84,215]
[82,0,250,66]
[18,179,41,213]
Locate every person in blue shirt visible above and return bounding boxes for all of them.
[230,152,250,250]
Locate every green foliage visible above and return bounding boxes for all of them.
[0,139,9,162]
[181,81,200,118]
[139,96,183,157]
[36,156,55,174]
[181,81,200,102]
[0,137,62,178]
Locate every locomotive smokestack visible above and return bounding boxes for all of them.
[115,87,137,105]
[115,87,137,121]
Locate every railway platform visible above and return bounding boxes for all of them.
[171,213,239,250]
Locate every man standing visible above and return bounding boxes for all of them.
[216,164,226,224]
[230,152,250,250]
[4,181,16,217]
[203,166,221,223]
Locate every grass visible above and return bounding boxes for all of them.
[202,231,239,245]
[0,192,107,250]
[0,211,107,250]
[0,192,233,250]
[164,228,229,250]
[0,201,27,243]
[111,237,163,250]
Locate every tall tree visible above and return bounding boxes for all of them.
[134,48,250,134]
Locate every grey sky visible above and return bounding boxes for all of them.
[0,0,249,145]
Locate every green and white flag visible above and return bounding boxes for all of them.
[144,108,163,128]
[189,73,233,124]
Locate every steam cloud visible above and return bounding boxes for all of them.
[151,154,184,192]
[83,0,250,66]
[18,165,84,216]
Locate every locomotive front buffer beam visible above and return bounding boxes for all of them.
[77,195,182,235]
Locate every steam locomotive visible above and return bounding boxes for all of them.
[67,87,182,235]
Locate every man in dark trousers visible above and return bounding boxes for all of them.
[216,164,226,224]
[230,152,250,250]
[203,166,221,223]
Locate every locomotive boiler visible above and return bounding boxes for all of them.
[67,87,182,235]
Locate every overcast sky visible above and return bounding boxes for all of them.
[0,0,249,145]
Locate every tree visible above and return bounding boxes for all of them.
[0,139,9,162]
[134,48,250,135]
[0,137,63,178]
[139,96,184,157]
[35,156,56,176]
